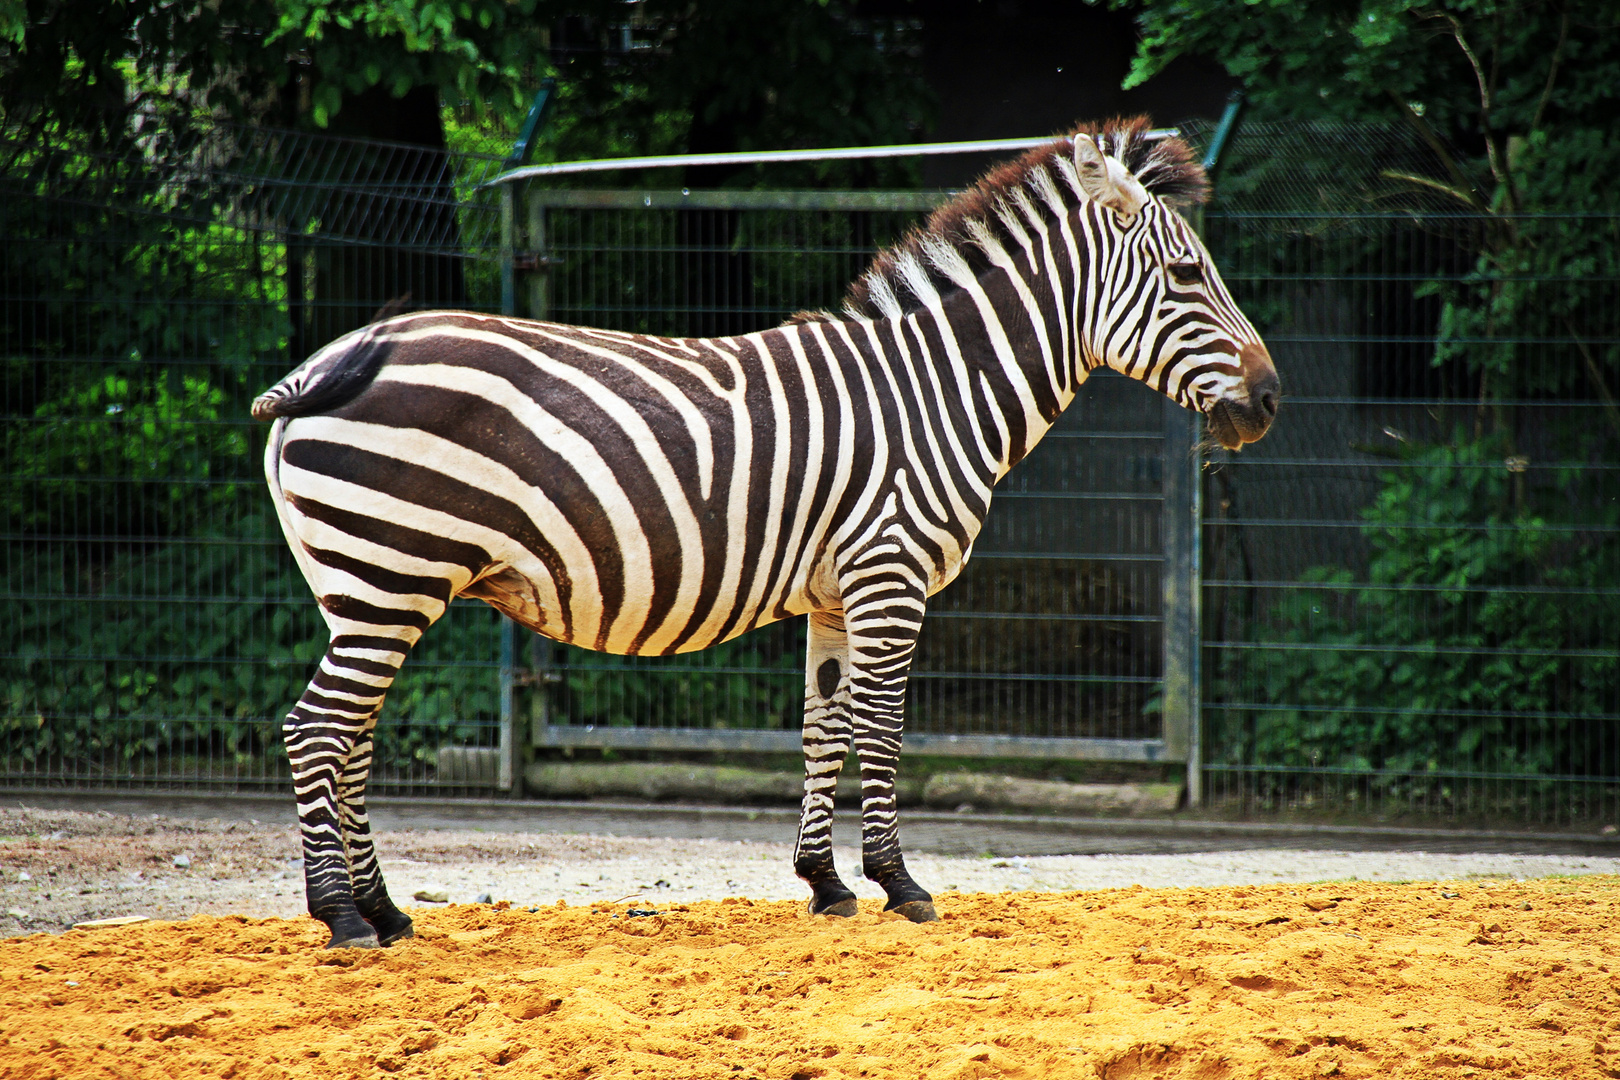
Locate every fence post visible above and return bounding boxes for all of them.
[1161,400,1202,805]
[527,194,551,322]
[496,183,518,793]
[1162,95,1240,808]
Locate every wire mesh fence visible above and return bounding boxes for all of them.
[1,119,511,794]
[1196,122,1620,826]
[4,114,1616,825]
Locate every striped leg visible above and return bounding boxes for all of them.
[793,611,859,917]
[285,632,414,949]
[845,563,938,923]
[339,725,413,945]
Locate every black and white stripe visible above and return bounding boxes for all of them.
[256,118,1279,948]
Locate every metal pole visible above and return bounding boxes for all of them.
[521,188,561,759]
[496,183,518,793]
[504,77,557,170]
[1161,401,1203,805]
[1201,91,1246,174]
[527,197,550,323]
[483,130,1181,187]
[498,613,515,792]
[499,184,516,317]
[1162,90,1244,808]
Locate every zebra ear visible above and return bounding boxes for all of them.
[1073,135,1150,220]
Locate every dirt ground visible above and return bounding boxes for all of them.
[4,878,1619,1080]
[6,803,1620,937]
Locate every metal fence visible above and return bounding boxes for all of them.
[1199,210,1620,826]
[1193,123,1619,825]
[4,117,1616,826]
[1,122,513,794]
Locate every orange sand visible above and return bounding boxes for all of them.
[3,879,1617,1079]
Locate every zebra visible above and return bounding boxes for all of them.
[254,117,1279,949]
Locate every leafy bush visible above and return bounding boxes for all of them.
[0,505,505,776]
[1217,433,1618,786]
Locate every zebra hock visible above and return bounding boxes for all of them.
[255,117,1278,949]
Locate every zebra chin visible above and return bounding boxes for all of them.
[1206,399,1269,450]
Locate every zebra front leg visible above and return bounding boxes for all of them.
[845,571,937,923]
[285,633,413,949]
[339,726,413,945]
[793,611,859,917]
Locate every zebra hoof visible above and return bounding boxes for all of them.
[890,899,939,924]
[326,929,381,949]
[810,897,859,918]
[367,906,415,946]
[378,922,415,947]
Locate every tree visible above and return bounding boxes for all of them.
[1112,0,1620,408]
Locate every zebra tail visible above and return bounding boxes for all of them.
[251,326,396,422]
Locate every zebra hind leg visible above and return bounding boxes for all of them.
[340,726,413,944]
[285,633,415,949]
[793,612,859,917]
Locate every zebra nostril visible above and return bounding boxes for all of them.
[1260,390,1278,418]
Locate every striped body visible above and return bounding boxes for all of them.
[273,313,993,658]
[258,120,1280,947]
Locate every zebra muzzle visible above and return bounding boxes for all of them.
[1208,343,1280,450]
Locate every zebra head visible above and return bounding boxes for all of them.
[1069,130,1279,450]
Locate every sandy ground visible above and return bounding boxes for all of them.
[6,804,1620,1078]
[5,880,1619,1079]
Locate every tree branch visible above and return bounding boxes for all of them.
[1379,170,1488,209]
[1564,317,1620,439]
[1386,92,1491,215]
[1437,12,1515,210]
[1531,3,1570,135]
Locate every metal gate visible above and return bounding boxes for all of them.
[491,186,1201,789]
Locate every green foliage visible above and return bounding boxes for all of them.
[0,0,22,46]
[1428,200,1620,401]
[271,0,545,126]
[1,0,545,134]
[444,0,935,189]
[1121,0,1620,403]
[558,631,804,732]
[0,516,505,775]
[6,0,930,187]
[1122,0,1618,157]
[2,370,248,536]
[0,117,504,778]
[1218,433,1618,781]
[381,605,503,767]
[1,512,319,771]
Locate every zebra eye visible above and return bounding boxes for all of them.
[1169,263,1204,286]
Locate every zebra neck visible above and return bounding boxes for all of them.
[925,265,1071,480]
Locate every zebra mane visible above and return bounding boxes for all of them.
[788,116,1207,325]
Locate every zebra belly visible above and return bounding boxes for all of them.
[459,562,818,656]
